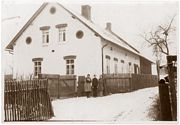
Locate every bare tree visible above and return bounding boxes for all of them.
[141,15,176,78]
[142,15,176,55]
[141,15,177,121]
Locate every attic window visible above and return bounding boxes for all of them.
[50,7,56,14]
[76,30,84,39]
[26,37,32,44]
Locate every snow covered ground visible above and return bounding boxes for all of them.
[50,87,158,122]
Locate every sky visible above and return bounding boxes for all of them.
[1,0,178,74]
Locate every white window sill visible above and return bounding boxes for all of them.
[58,41,67,44]
[42,43,49,47]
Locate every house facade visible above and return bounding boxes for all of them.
[5,3,152,79]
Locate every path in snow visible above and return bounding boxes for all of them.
[50,87,158,122]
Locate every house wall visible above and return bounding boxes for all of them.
[140,57,152,74]
[102,39,140,74]
[12,3,143,80]
[13,3,102,79]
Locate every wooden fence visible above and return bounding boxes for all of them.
[4,79,54,121]
[103,73,158,94]
[39,74,77,99]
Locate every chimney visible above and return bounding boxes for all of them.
[81,5,91,20]
[106,22,112,32]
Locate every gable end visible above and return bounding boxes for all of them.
[5,3,48,50]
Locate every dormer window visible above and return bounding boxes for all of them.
[55,24,67,42]
[40,26,50,45]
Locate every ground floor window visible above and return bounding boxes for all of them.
[114,58,118,74]
[66,59,74,75]
[129,62,132,73]
[106,55,110,74]
[134,64,139,74]
[121,60,125,73]
[64,55,76,75]
[32,58,43,78]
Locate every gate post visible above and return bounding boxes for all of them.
[158,79,172,121]
[77,76,85,97]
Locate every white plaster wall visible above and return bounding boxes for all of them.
[13,3,102,79]
[102,39,140,74]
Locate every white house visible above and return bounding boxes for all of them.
[5,2,153,79]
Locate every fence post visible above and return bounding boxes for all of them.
[103,76,108,96]
[167,55,177,121]
[74,76,77,97]
[57,75,60,99]
[77,76,85,97]
[129,77,132,92]
[158,79,172,121]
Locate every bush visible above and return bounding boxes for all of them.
[148,95,161,121]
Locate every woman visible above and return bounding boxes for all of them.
[84,74,92,98]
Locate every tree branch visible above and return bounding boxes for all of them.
[166,15,176,32]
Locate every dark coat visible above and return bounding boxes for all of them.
[98,78,104,91]
[92,78,98,88]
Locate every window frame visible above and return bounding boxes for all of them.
[32,58,43,78]
[129,62,132,73]
[114,58,118,74]
[120,59,125,73]
[134,64,139,74]
[64,55,76,75]
[55,24,67,43]
[58,27,66,42]
[42,30,49,44]
[66,59,75,75]
[40,26,50,45]
[106,55,111,74]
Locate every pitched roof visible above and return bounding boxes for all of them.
[5,3,48,50]
[57,3,140,55]
[5,2,153,63]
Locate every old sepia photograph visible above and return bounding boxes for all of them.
[1,0,178,123]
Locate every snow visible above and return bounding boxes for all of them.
[50,87,158,122]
